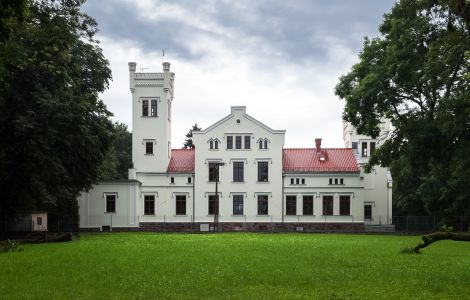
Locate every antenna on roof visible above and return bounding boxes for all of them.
[162,48,165,63]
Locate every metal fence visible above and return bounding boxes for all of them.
[392,216,470,233]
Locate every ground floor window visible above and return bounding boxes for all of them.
[233,195,244,215]
[322,196,333,216]
[364,204,372,220]
[208,195,218,215]
[105,194,116,213]
[286,196,297,215]
[302,196,314,215]
[257,195,269,215]
[176,195,186,215]
[340,195,350,216]
[144,195,155,215]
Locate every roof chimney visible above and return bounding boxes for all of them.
[315,138,322,151]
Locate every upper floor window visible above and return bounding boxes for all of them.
[352,142,358,150]
[145,142,153,155]
[258,138,269,149]
[370,142,376,155]
[235,136,242,149]
[329,178,344,185]
[362,142,368,157]
[142,98,158,117]
[209,139,219,150]
[208,163,219,182]
[227,136,233,149]
[258,161,269,182]
[233,162,244,182]
[244,136,251,149]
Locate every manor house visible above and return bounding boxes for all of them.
[78,62,393,232]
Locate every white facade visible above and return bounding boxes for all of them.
[78,62,392,231]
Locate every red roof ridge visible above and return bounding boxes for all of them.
[283,148,353,150]
[171,148,195,151]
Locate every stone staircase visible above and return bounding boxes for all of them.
[364,224,396,233]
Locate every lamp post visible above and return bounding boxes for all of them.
[214,162,225,231]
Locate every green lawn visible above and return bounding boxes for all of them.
[1,233,469,299]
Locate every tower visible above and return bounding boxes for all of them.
[128,62,175,175]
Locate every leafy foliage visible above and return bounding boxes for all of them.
[99,122,132,180]
[183,123,201,149]
[335,0,470,216]
[0,0,113,226]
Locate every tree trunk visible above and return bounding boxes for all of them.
[414,232,470,252]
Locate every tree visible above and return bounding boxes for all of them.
[0,0,113,227]
[99,123,132,180]
[335,0,470,217]
[183,123,201,149]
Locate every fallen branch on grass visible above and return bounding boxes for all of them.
[413,232,470,253]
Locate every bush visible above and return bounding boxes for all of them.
[439,224,453,232]
[0,240,24,253]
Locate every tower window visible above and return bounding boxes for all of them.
[142,99,149,116]
[352,142,358,150]
[145,142,153,155]
[150,99,157,116]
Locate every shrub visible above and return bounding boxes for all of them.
[0,240,24,253]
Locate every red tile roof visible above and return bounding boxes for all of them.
[283,148,359,173]
[167,149,195,173]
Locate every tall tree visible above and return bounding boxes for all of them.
[335,0,470,217]
[0,0,113,227]
[99,123,132,180]
[183,123,201,149]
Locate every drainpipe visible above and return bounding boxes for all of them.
[192,173,195,228]
[282,172,285,223]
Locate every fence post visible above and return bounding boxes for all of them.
[406,216,409,234]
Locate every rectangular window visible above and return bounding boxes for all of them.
[244,136,250,149]
[258,161,269,182]
[290,178,294,185]
[296,178,300,185]
[259,140,263,149]
[176,195,186,215]
[208,195,218,215]
[286,196,297,215]
[233,195,244,215]
[142,99,149,116]
[235,136,242,149]
[340,195,350,216]
[37,217,42,226]
[144,195,155,215]
[340,178,344,185]
[227,136,233,149]
[168,101,171,121]
[303,196,314,215]
[150,99,157,116]
[170,177,175,184]
[214,140,218,149]
[352,142,358,150]
[301,178,305,184]
[257,195,268,215]
[188,177,192,184]
[364,204,372,220]
[362,142,368,157]
[322,196,333,216]
[334,178,338,185]
[208,163,219,182]
[370,142,376,155]
[264,140,268,149]
[233,162,244,182]
[209,140,213,149]
[329,178,332,185]
[106,194,116,213]
[145,142,153,155]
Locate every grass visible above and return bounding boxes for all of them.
[1,233,469,299]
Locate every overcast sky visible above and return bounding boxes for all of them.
[83,0,396,148]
